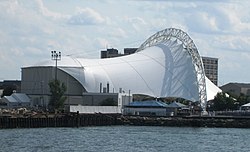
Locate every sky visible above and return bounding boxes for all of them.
[0,0,250,86]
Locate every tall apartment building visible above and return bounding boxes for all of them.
[201,57,218,86]
[100,48,218,85]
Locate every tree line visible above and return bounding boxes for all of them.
[208,92,250,111]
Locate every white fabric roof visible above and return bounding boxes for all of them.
[241,103,250,107]
[206,77,222,101]
[29,40,221,102]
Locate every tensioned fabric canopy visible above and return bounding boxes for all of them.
[31,28,221,111]
[35,39,220,102]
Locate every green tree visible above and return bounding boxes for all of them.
[237,93,249,106]
[48,79,67,111]
[1,86,16,98]
[212,92,237,111]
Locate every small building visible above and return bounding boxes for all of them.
[168,101,187,108]
[123,100,169,116]
[220,83,250,96]
[0,93,30,108]
[167,101,189,116]
[68,92,132,114]
[123,100,189,116]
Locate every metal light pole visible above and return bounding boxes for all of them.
[51,51,61,81]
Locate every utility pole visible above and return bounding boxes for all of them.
[40,81,44,108]
[51,51,61,81]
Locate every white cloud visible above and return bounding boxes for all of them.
[219,4,250,33]
[36,0,68,19]
[94,38,110,49]
[68,7,106,25]
[240,52,250,60]
[186,12,219,33]
[124,16,148,32]
[109,28,127,39]
[125,17,147,25]
[2,0,19,15]
[213,35,250,53]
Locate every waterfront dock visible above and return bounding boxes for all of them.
[1,112,250,129]
[0,113,121,129]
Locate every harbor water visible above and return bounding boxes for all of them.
[0,126,249,152]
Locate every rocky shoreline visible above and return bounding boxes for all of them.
[120,115,250,128]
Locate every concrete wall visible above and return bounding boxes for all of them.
[21,67,84,95]
[21,67,85,107]
[68,93,133,113]
[70,105,121,114]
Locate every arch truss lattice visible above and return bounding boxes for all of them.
[136,28,207,112]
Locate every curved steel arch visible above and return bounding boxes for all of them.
[137,28,207,112]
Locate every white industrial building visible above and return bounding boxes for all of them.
[21,28,221,113]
